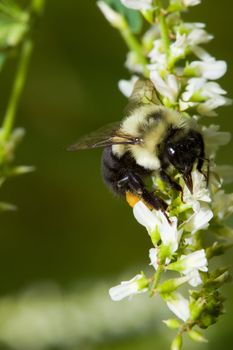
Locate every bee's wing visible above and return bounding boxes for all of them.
[67,122,143,151]
[126,78,162,113]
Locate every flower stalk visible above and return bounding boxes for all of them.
[0,0,45,143]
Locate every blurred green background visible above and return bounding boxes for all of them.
[0,0,232,349]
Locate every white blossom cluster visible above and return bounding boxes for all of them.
[98,0,232,347]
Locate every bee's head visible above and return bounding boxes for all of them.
[165,129,204,193]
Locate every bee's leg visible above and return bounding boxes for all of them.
[118,172,168,212]
[159,169,182,193]
[197,157,210,187]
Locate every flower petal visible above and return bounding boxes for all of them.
[166,293,190,322]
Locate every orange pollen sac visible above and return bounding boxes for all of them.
[126,191,140,208]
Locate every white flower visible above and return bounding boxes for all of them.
[202,124,231,158]
[186,269,203,287]
[150,71,180,103]
[181,77,232,115]
[167,250,208,286]
[183,170,211,210]
[109,274,148,301]
[191,46,212,61]
[182,78,227,102]
[187,28,213,46]
[143,26,160,51]
[179,100,198,111]
[120,0,153,10]
[184,236,195,246]
[186,59,227,80]
[182,0,201,6]
[133,201,159,233]
[148,40,166,66]
[118,76,138,97]
[183,204,213,234]
[149,248,159,270]
[125,51,145,74]
[179,249,208,274]
[170,33,187,60]
[149,248,171,270]
[97,2,124,28]
[212,190,233,220]
[133,201,181,253]
[166,292,190,322]
[197,96,231,117]
[159,215,181,253]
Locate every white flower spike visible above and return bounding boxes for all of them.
[98,0,232,346]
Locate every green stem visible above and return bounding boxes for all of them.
[155,0,170,60]
[0,39,33,142]
[119,19,149,77]
[0,0,45,142]
[152,265,163,291]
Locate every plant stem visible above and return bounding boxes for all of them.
[152,265,163,292]
[155,0,170,60]
[0,0,45,142]
[0,39,33,142]
[120,19,149,77]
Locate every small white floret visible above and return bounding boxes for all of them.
[118,76,139,97]
[166,292,190,322]
[109,274,148,301]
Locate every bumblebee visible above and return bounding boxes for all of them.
[68,79,206,217]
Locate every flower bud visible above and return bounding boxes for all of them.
[158,276,189,294]
[188,330,208,343]
[163,318,181,329]
[206,242,233,259]
[171,334,183,350]
[199,313,216,329]
[190,298,204,321]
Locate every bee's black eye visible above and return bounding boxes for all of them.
[165,129,204,174]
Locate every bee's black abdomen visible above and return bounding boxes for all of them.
[101,147,151,196]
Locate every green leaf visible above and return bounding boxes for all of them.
[104,0,143,33]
